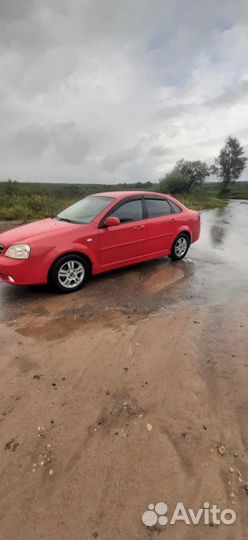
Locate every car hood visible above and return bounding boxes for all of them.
[0,218,87,246]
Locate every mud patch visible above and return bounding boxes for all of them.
[12,260,196,339]
[144,264,184,294]
[15,317,80,341]
[4,439,20,452]
[90,396,144,434]
[31,305,50,317]
[12,354,36,373]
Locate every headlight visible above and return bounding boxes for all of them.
[5,244,31,260]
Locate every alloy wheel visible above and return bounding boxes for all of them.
[174,236,188,257]
[58,260,85,289]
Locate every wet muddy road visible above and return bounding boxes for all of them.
[0,201,247,540]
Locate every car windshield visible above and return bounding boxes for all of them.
[56,195,115,224]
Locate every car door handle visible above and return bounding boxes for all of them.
[170,218,177,222]
[133,224,144,229]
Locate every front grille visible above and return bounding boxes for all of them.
[0,245,4,255]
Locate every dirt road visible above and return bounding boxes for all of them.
[0,201,247,539]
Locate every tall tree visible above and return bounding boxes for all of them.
[175,159,210,191]
[213,136,247,193]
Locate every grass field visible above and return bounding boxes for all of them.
[0,180,247,220]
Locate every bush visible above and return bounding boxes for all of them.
[159,172,190,195]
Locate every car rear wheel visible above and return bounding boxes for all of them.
[50,254,90,293]
[170,233,190,260]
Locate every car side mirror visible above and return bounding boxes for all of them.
[104,216,121,227]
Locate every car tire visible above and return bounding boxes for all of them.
[50,254,90,293]
[169,233,190,261]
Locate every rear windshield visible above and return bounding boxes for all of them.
[57,195,115,224]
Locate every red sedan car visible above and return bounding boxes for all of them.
[0,191,200,293]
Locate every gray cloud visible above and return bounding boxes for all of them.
[204,79,248,108]
[103,146,142,173]
[149,146,170,156]
[155,104,194,120]
[1,123,91,163]
[0,0,248,182]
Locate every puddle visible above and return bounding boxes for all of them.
[144,265,185,294]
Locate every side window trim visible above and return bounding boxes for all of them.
[99,196,145,228]
[143,196,172,219]
[167,199,182,214]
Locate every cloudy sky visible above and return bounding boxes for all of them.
[0,0,247,183]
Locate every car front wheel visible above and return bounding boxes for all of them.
[170,234,190,260]
[50,254,90,293]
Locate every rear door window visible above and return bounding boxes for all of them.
[168,200,182,214]
[145,198,171,218]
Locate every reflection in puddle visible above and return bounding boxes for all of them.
[210,224,227,247]
[144,265,184,294]
[209,206,231,248]
[144,260,194,294]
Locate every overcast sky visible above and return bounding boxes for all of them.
[0,0,247,184]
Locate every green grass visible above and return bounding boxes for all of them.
[0,180,247,220]
[178,192,227,210]
[220,184,248,200]
[164,182,248,210]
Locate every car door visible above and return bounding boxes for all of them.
[98,197,147,268]
[143,197,181,255]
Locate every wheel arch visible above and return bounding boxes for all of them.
[170,229,191,257]
[47,250,93,283]
[176,229,191,244]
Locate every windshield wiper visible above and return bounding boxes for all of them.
[56,217,76,223]
[56,216,86,224]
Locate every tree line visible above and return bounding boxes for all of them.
[159,136,247,195]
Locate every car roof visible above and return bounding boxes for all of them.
[91,190,187,213]
[92,190,169,200]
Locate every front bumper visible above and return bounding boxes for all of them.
[0,272,16,285]
[0,255,46,286]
